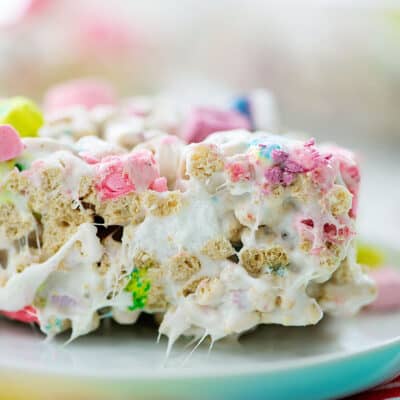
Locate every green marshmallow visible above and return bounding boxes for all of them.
[0,97,44,137]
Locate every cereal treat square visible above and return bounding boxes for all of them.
[0,97,375,346]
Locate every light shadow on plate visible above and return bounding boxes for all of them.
[0,310,399,374]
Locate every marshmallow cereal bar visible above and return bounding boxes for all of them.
[0,89,375,345]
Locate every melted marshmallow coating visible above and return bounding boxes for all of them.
[0,129,376,342]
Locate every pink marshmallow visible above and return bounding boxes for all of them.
[44,79,117,113]
[124,150,160,192]
[227,162,252,183]
[95,150,161,200]
[95,156,135,200]
[289,146,317,172]
[1,306,38,324]
[0,125,25,162]
[367,267,400,311]
[310,162,338,193]
[326,146,360,218]
[149,177,168,192]
[265,166,283,185]
[80,153,101,165]
[182,107,251,143]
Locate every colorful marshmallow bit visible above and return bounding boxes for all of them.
[232,90,278,132]
[1,306,38,324]
[226,160,253,183]
[125,268,151,311]
[149,177,168,192]
[44,78,117,113]
[326,146,360,217]
[94,149,161,200]
[94,156,136,200]
[357,242,386,268]
[367,267,400,311]
[0,125,25,162]
[0,97,43,138]
[14,162,27,171]
[248,140,283,165]
[232,96,253,127]
[124,150,160,191]
[181,107,251,143]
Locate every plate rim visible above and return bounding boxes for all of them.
[1,320,399,380]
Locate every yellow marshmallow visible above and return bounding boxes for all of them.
[357,242,386,268]
[0,97,44,137]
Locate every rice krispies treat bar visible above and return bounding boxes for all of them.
[0,124,376,343]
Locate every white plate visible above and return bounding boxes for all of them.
[0,310,399,400]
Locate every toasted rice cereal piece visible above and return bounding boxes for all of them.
[41,222,77,260]
[201,237,235,260]
[143,191,182,217]
[271,185,285,198]
[45,193,91,222]
[327,185,352,217]
[182,276,207,297]
[41,222,72,262]
[78,175,95,199]
[319,242,342,269]
[97,193,144,226]
[3,170,30,194]
[187,144,224,180]
[144,266,167,311]
[319,256,338,270]
[331,258,354,284]
[146,284,168,311]
[79,178,143,226]
[264,246,289,268]
[28,187,47,213]
[168,252,201,282]
[290,174,313,202]
[40,167,64,192]
[240,248,266,277]
[134,250,160,270]
[146,267,164,282]
[40,194,93,259]
[299,239,312,253]
[28,180,75,215]
[0,202,35,240]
